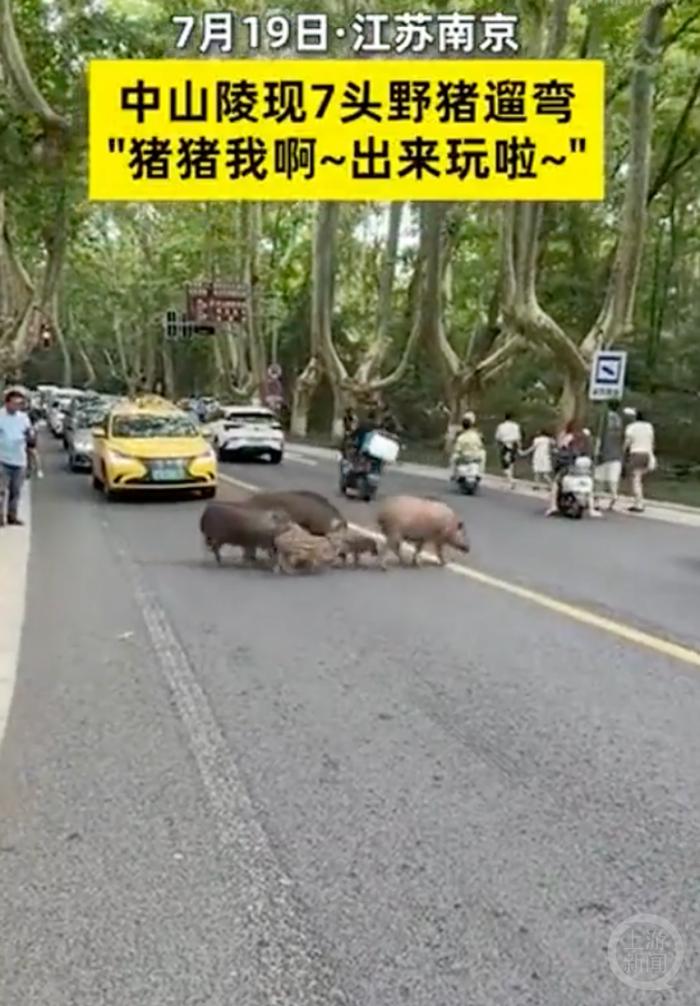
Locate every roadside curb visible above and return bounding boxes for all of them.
[0,484,31,752]
[288,441,700,529]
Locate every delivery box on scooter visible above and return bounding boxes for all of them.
[364,431,400,464]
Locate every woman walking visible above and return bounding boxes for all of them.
[624,409,656,513]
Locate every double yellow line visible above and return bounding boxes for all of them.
[219,473,700,670]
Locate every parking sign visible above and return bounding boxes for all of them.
[589,350,627,401]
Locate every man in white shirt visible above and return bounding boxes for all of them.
[0,388,31,526]
[624,409,655,513]
[495,412,522,488]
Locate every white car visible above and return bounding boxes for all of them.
[210,405,284,463]
[47,389,84,438]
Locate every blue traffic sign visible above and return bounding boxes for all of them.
[589,350,627,401]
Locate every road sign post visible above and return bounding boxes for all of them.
[588,350,627,402]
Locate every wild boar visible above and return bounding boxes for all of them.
[242,489,346,536]
[199,502,292,568]
[274,523,338,573]
[376,495,469,567]
[329,527,383,567]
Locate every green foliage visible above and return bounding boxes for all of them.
[3,0,700,469]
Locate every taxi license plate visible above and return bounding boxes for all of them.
[151,462,185,481]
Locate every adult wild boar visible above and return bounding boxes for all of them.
[199,502,292,567]
[376,495,469,567]
[242,489,347,536]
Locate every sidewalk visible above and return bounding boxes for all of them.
[288,442,700,529]
[0,484,31,749]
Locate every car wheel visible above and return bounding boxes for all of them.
[269,451,282,464]
[201,486,216,499]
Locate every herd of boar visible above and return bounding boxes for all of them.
[199,489,470,574]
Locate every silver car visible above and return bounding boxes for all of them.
[66,398,118,472]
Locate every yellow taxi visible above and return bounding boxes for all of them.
[91,395,217,499]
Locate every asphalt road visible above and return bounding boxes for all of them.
[1,439,699,1005]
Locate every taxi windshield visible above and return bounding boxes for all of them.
[110,414,198,439]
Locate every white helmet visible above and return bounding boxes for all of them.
[462,411,476,424]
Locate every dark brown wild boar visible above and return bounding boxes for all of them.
[376,495,469,567]
[242,490,346,536]
[199,502,292,567]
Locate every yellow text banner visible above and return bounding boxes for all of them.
[88,59,605,202]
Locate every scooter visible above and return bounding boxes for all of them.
[556,455,594,518]
[339,429,399,502]
[339,451,382,501]
[452,455,481,495]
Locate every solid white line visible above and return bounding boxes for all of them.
[0,485,32,754]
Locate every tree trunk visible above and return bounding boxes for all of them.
[355,201,403,385]
[444,381,475,453]
[162,342,176,400]
[242,201,266,399]
[77,341,97,388]
[498,0,672,423]
[143,329,157,390]
[290,356,321,437]
[0,0,68,131]
[52,295,72,386]
[313,203,345,437]
[113,314,136,394]
[582,0,673,360]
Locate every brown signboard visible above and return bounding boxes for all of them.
[186,282,249,325]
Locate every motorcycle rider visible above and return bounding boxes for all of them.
[351,410,378,457]
[450,412,486,478]
[545,419,601,518]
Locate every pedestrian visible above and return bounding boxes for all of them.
[494,412,522,488]
[0,388,32,526]
[624,409,656,513]
[594,399,624,510]
[522,429,553,487]
[20,395,42,480]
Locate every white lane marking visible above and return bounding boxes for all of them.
[0,486,32,754]
[113,537,348,1004]
[218,473,700,670]
[285,453,318,467]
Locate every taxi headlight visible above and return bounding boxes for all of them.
[106,448,134,463]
